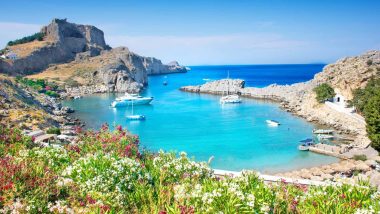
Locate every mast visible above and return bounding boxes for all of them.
[227,70,230,95]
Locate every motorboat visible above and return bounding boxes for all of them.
[220,94,242,104]
[73,95,82,99]
[266,120,280,126]
[317,134,334,140]
[298,138,314,151]
[127,115,146,120]
[313,129,334,134]
[219,70,242,104]
[111,93,153,107]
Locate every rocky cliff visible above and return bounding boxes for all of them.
[1,18,186,93]
[313,50,380,99]
[0,19,109,75]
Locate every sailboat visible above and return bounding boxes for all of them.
[126,99,145,120]
[220,70,242,104]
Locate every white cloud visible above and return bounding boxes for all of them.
[0,22,42,47]
[105,33,309,65]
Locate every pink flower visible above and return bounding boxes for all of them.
[116,125,123,132]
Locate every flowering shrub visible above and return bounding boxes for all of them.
[0,124,379,213]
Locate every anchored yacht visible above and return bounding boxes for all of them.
[111,93,153,108]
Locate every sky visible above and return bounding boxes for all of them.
[0,0,379,65]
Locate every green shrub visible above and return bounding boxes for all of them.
[351,78,380,152]
[353,154,367,161]
[313,83,336,103]
[7,32,45,46]
[45,90,59,98]
[46,127,61,135]
[366,60,373,66]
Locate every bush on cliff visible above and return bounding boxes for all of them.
[46,127,61,135]
[351,78,380,151]
[7,32,45,46]
[313,83,336,103]
[0,124,379,213]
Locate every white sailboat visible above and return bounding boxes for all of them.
[220,71,242,104]
[126,99,145,120]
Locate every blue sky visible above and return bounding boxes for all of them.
[0,0,379,65]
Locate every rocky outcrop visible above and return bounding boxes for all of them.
[0,18,110,75]
[2,19,187,93]
[313,50,380,99]
[181,79,245,94]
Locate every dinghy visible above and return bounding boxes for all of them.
[266,120,280,126]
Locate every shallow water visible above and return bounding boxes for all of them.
[63,64,338,173]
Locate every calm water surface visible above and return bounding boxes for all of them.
[63,64,338,173]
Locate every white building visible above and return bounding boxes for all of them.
[6,52,18,60]
[326,89,355,113]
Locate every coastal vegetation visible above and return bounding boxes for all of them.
[351,77,380,152]
[46,127,61,135]
[7,32,45,46]
[1,124,379,213]
[15,77,60,97]
[313,83,336,103]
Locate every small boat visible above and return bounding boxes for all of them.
[185,67,191,71]
[111,93,153,107]
[313,129,334,134]
[298,138,314,151]
[220,94,242,104]
[127,115,146,120]
[73,95,82,99]
[126,99,145,121]
[317,134,334,140]
[219,70,242,104]
[163,81,168,86]
[266,120,280,126]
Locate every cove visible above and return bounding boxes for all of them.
[63,65,338,173]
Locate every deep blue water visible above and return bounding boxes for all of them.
[63,64,338,173]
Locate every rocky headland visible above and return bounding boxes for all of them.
[0,18,187,96]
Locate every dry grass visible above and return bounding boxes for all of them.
[26,50,118,85]
[27,61,100,85]
[8,40,52,58]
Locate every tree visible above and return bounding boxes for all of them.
[351,78,380,152]
[313,83,336,103]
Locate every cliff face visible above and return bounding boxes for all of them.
[0,19,109,75]
[27,47,186,93]
[313,50,380,99]
[1,18,186,93]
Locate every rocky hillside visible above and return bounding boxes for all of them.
[313,50,380,99]
[0,18,109,75]
[0,75,73,130]
[0,18,186,93]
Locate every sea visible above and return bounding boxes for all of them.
[63,64,338,173]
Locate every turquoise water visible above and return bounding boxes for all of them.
[63,65,338,173]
